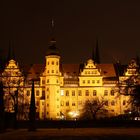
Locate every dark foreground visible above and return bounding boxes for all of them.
[0,128,140,140]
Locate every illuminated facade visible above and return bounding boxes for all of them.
[1,40,139,120]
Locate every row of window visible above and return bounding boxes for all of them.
[60,100,117,107]
[47,61,59,65]
[47,70,59,74]
[63,90,115,96]
[26,90,45,97]
[84,71,97,75]
[82,80,100,84]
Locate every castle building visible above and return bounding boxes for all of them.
[1,39,139,120]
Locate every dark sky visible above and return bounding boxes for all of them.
[1,0,140,65]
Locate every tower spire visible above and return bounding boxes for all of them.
[94,39,100,64]
[7,40,15,61]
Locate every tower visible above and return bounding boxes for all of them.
[7,40,15,62]
[45,39,61,119]
[92,39,100,64]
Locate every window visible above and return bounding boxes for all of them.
[26,90,30,96]
[83,80,85,84]
[60,90,64,96]
[78,90,82,96]
[47,104,49,107]
[97,80,100,83]
[72,90,75,96]
[47,79,49,83]
[52,70,54,73]
[56,61,58,65]
[42,91,45,98]
[66,90,69,96]
[47,70,49,73]
[36,101,39,106]
[123,100,126,106]
[111,100,115,106]
[56,79,59,83]
[85,90,89,96]
[88,80,90,84]
[104,90,108,96]
[72,102,76,106]
[42,80,45,84]
[36,90,40,96]
[105,101,108,106]
[47,62,49,65]
[66,101,69,106]
[52,61,54,65]
[92,80,95,84]
[110,90,114,96]
[93,90,97,96]
[61,101,64,106]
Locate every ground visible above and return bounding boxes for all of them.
[0,128,140,140]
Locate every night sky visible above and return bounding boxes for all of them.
[1,0,140,65]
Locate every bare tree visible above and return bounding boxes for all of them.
[80,97,107,120]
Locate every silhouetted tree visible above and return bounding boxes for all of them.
[80,97,107,120]
[0,81,5,132]
[28,80,36,131]
[118,75,140,116]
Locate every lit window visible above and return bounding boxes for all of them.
[72,90,75,96]
[78,90,82,96]
[36,90,40,96]
[66,90,69,96]
[60,90,64,96]
[93,90,97,96]
[85,90,89,96]
[104,90,108,96]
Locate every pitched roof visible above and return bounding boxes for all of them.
[97,64,117,77]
